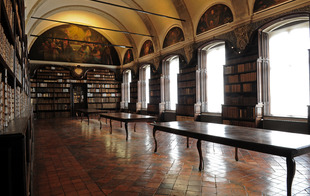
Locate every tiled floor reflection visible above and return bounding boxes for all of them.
[33,118,310,195]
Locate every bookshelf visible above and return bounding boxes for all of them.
[147,69,160,115]
[176,66,196,117]
[0,0,34,195]
[31,66,121,118]
[222,61,261,127]
[31,66,71,118]
[128,77,138,112]
[86,69,121,110]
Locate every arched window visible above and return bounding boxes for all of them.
[196,41,225,114]
[160,55,180,112]
[259,17,310,118]
[121,70,131,109]
[138,65,151,110]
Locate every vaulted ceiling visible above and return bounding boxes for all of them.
[24,0,308,67]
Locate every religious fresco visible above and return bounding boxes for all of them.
[196,4,233,35]
[163,27,185,48]
[29,24,120,65]
[140,40,154,57]
[253,0,288,13]
[123,49,134,64]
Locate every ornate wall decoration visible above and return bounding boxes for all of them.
[254,0,288,13]
[140,40,154,57]
[163,27,185,48]
[233,25,251,51]
[123,49,134,64]
[196,4,233,35]
[29,24,120,65]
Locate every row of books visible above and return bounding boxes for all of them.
[0,24,14,70]
[87,97,120,103]
[178,72,196,82]
[37,104,70,111]
[179,80,196,88]
[224,62,257,74]
[87,92,121,98]
[224,96,257,105]
[225,72,257,84]
[87,88,119,93]
[224,83,256,93]
[150,90,160,97]
[222,106,256,119]
[15,57,22,83]
[179,88,195,96]
[149,78,160,85]
[88,102,119,109]
[179,96,195,104]
[87,83,120,88]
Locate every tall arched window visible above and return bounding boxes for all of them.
[138,65,151,110]
[259,17,310,118]
[121,70,131,109]
[196,41,225,114]
[160,55,180,112]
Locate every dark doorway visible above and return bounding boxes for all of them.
[71,83,87,116]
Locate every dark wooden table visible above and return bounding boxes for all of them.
[99,112,157,140]
[75,109,108,125]
[151,121,310,196]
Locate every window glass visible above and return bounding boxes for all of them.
[269,21,309,117]
[206,44,225,113]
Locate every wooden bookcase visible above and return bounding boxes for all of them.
[128,77,138,112]
[86,69,121,110]
[176,66,196,117]
[147,70,160,115]
[222,61,261,127]
[31,66,121,118]
[0,0,34,195]
[31,66,72,118]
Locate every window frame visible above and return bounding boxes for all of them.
[138,64,151,110]
[160,55,180,112]
[196,40,226,115]
[258,14,310,119]
[121,69,132,109]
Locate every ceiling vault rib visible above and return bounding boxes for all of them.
[30,34,133,48]
[31,16,153,37]
[89,0,186,22]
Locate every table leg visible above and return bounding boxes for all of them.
[197,139,204,171]
[153,128,157,152]
[187,137,189,148]
[286,157,296,196]
[134,123,136,132]
[125,122,128,141]
[81,113,83,122]
[235,147,239,161]
[110,119,112,134]
[99,116,102,129]
[120,122,122,127]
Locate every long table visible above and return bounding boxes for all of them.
[75,109,109,125]
[99,112,157,140]
[151,121,310,196]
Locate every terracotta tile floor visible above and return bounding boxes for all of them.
[33,117,310,196]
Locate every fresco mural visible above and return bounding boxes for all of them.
[140,40,154,57]
[254,0,288,12]
[163,27,185,48]
[123,49,134,64]
[29,24,120,65]
[196,4,233,35]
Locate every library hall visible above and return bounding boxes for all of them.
[1,0,310,195]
